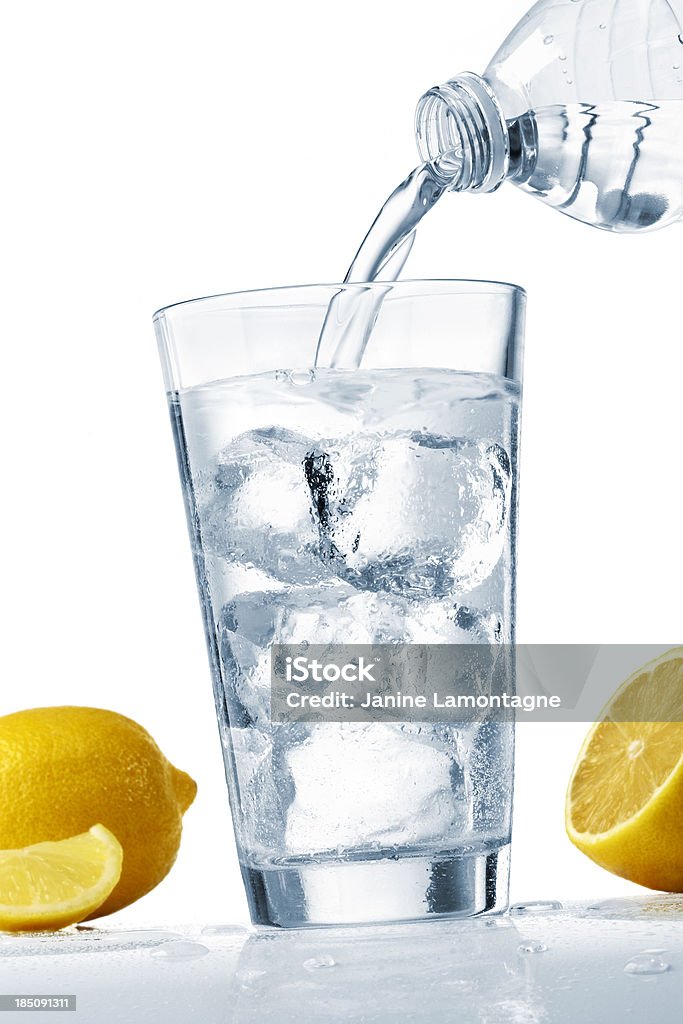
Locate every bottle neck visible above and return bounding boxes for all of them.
[415,72,510,193]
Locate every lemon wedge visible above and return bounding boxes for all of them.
[0,824,123,932]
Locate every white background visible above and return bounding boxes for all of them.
[1,0,681,928]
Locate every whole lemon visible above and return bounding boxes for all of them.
[0,706,197,918]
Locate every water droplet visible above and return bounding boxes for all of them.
[588,898,637,914]
[84,929,183,949]
[290,369,315,387]
[511,900,563,916]
[679,33,683,44]
[624,954,670,976]
[445,979,475,993]
[544,35,554,45]
[570,0,582,4]
[0,929,185,959]
[304,955,337,971]
[559,54,567,61]
[274,369,289,382]
[566,79,574,84]
[151,941,209,961]
[599,23,607,30]
[518,940,548,955]
[201,925,245,937]
[674,64,681,70]
[641,948,668,955]
[237,969,267,988]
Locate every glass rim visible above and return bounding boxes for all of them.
[153,278,526,322]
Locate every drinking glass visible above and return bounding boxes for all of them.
[155,280,525,927]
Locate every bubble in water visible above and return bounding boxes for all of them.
[624,954,670,976]
[510,900,563,916]
[544,35,554,44]
[304,955,337,971]
[566,78,574,84]
[150,940,209,961]
[518,940,548,955]
[599,23,607,30]
[674,64,681,70]
[274,369,289,382]
[290,369,316,387]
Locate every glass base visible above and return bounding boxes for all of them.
[242,844,510,928]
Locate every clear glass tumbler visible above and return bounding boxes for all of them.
[154,280,525,927]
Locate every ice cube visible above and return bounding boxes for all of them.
[217,587,410,726]
[404,602,502,644]
[284,723,470,854]
[217,589,503,726]
[230,727,294,856]
[406,602,504,702]
[219,586,408,651]
[219,628,272,728]
[198,427,326,585]
[304,432,511,598]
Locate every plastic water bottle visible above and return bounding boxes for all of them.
[415,0,683,231]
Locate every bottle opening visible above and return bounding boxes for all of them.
[415,73,510,193]
[415,88,467,188]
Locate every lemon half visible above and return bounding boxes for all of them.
[566,648,683,892]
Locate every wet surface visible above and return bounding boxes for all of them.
[0,897,681,1021]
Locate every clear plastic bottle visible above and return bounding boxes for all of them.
[415,0,683,231]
